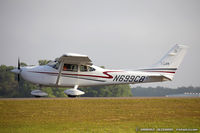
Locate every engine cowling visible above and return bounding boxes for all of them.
[64,89,85,97]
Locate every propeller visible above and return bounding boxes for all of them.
[18,58,20,82]
[10,57,23,90]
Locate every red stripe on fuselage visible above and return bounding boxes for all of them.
[28,71,122,79]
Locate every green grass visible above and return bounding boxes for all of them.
[0,98,199,133]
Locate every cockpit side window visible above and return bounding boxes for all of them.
[63,64,78,72]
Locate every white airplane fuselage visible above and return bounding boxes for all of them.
[19,65,163,87]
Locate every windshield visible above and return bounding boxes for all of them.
[47,61,60,69]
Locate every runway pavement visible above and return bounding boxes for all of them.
[0,96,197,100]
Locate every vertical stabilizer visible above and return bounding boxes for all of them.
[153,44,188,69]
[140,44,188,80]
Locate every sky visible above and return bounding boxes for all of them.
[0,0,200,88]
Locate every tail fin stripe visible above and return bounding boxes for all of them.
[140,68,177,71]
[143,70,175,74]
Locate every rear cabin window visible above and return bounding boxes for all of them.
[80,65,96,72]
[80,65,88,72]
[63,64,78,72]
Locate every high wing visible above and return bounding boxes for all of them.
[55,53,93,86]
[58,53,93,65]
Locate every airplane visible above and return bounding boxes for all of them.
[11,44,188,97]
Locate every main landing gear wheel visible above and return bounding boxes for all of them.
[64,85,85,98]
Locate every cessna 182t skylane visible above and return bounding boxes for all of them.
[11,44,188,97]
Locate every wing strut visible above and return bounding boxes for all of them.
[56,61,64,86]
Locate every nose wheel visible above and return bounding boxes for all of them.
[67,95,78,98]
[31,85,48,97]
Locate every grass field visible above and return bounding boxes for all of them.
[0,98,199,133]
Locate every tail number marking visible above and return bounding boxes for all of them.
[113,75,145,83]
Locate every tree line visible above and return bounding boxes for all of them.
[132,86,200,97]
